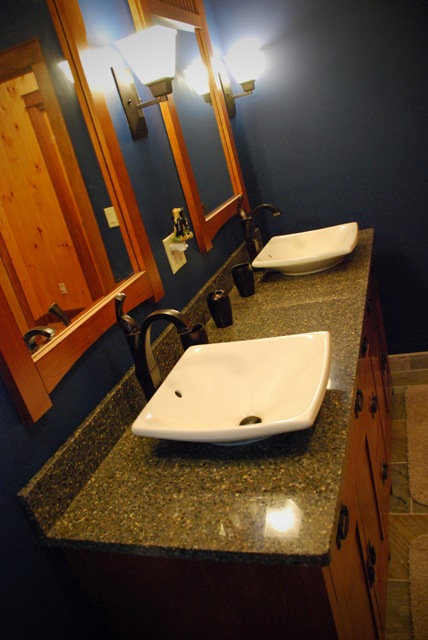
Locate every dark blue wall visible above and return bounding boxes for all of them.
[0,1,242,638]
[210,0,428,355]
[1,0,428,637]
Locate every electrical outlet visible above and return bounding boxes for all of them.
[162,234,187,274]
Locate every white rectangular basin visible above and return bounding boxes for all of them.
[132,332,331,445]
[252,222,358,275]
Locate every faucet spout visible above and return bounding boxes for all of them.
[115,295,208,402]
[23,326,56,351]
[241,203,282,262]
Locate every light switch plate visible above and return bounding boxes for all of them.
[104,206,120,228]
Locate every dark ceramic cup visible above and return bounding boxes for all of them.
[206,290,233,328]
[231,262,255,297]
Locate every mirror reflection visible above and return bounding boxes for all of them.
[172,29,233,214]
[0,40,133,343]
[126,0,249,253]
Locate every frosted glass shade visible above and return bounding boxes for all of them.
[224,38,265,85]
[58,60,73,83]
[116,26,177,87]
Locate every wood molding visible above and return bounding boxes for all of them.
[0,282,52,422]
[205,195,243,240]
[33,273,151,392]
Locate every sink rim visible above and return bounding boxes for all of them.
[132,331,331,445]
[252,222,359,275]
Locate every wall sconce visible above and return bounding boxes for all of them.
[223,37,265,114]
[113,25,177,138]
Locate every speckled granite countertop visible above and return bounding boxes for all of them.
[20,230,374,567]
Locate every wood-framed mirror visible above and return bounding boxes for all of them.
[127,0,250,251]
[0,0,164,423]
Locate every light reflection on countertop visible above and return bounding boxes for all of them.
[264,500,302,539]
[218,497,302,542]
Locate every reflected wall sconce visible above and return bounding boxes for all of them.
[85,47,124,92]
[113,25,177,138]
[59,47,123,90]
[184,38,265,119]
[184,58,212,105]
[58,60,74,83]
[184,56,238,117]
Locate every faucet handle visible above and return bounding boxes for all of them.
[236,194,248,220]
[49,302,70,326]
[179,322,209,350]
[115,293,140,335]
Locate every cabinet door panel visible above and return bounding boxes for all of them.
[375,415,391,537]
[329,511,379,640]
[329,271,391,639]
[328,395,378,640]
[356,436,386,634]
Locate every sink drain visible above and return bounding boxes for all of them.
[239,415,262,426]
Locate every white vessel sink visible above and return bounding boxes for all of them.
[252,222,358,275]
[132,332,331,445]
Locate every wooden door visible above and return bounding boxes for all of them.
[0,71,93,326]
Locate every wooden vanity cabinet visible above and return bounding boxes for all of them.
[326,271,392,640]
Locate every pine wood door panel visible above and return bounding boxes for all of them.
[0,72,93,321]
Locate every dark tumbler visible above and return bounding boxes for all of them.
[206,290,233,328]
[231,263,255,297]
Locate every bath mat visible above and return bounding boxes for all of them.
[409,535,428,639]
[406,385,428,506]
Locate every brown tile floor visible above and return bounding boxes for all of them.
[385,353,428,639]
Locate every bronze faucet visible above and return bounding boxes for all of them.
[115,293,208,401]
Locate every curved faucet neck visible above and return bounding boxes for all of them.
[141,309,194,335]
[115,295,207,403]
[137,310,194,401]
[240,203,281,262]
[244,203,282,242]
[251,203,281,218]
